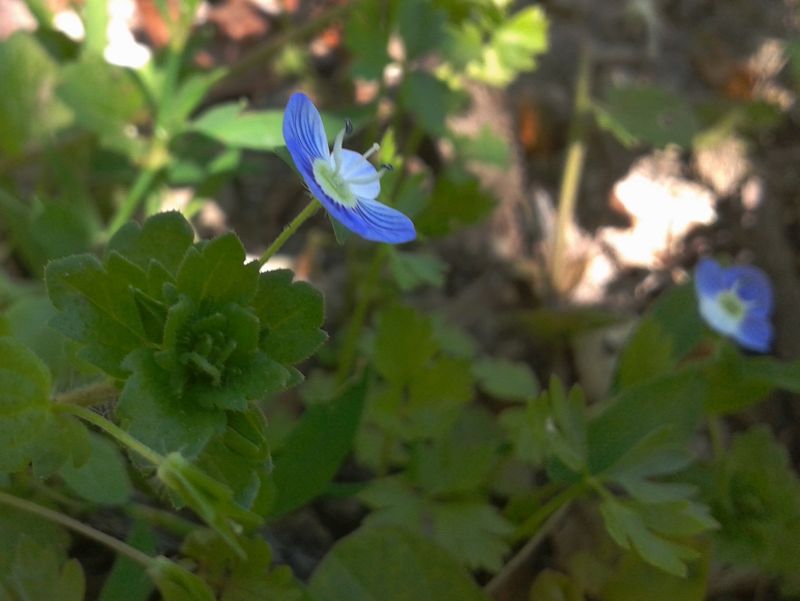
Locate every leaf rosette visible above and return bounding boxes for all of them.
[46,213,326,472]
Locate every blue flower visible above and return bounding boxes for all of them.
[694,257,774,352]
[282,92,416,244]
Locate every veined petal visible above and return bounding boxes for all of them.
[351,197,416,243]
[339,148,381,199]
[734,314,773,353]
[728,265,773,317]
[694,258,727,298]
[283,93,330,173]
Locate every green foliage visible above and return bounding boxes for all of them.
[188,103,285,151]
[268,377,367,517]
[0,536,85,601]
[309,526,489,601]
[414,170,495,237]
[474,357,539,402]
[594,84,699,149]
[388,250,447,291]
[98,521,156,601]
[59,432,133,505]
[183,530,311,601]
[700,427,800,590]
[0,337,89,476]
[47,212,325,479]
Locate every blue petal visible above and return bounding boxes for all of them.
[339,148,381,199]
[694,258,727,299]
[734,314,773,353]
[282,93,330,180]
[727,265,773,317]
[325,196,415,243]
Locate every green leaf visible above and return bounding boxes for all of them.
[176,233,260,306]
[46,253,149,377]
[397,0,446,60]
[269,377,367,517]
[148,557,216,601]
[529,569,584,601]
[452,126,511,167]
[309,526,488,601]
[414,171,494,237]
[594,84,699,149]
[473,357,539,402]
[0,505,70,578]
[182,530,312,601]
[344,0,390,79]
[252,269,327,365]
[117,349,226,459]
[0,33,71,157]
[599,497,699,577]
[472,6,548,86]
[388,250,447,291]
[60,432,133,505]
[400,71,456,137]
[0,337,53,473]
[158,70,226,134]
[98,520,156,601]
[57,56,145,152]
[586,370,704,475]
[601,544,710,601]
[188,102,285,151]
[701,427,800,585]
[615,318,675,389]
[373,306,438,385]
[108,211,195,275]
[3,536,85,601]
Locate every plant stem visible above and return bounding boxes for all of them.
[129,503,197,538]
[106,165,162,239]
[257,199,320,267]
[56,404,164,466]
[336,245,389,383]
[53,381,119,407]
[549,42,592,297]
[513,481,586,541]
[0,490,154,568]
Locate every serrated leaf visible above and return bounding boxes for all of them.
[0,337,53,472]
[309,526,488,601]
[46,253,149,377]
[176,233,260,306]
[400,71,455,137]
[182,530,312,601]
[252,269,327,365]
[60,432,133,505]
[373,306,438,385]
[474,357,539,402]
[388,250,447,292]
[615,317,675,389]
[269,377,367,517]
[108,211,195,275]
[117,349,226,459]
[4,536,85,601]
[188,102,285,151]
[599,497,698,577]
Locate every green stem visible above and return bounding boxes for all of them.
[549,42,592,297]
[128,503,197,538]
[0,490,154,569]
[106,165,162,239]
[257,199,320,267]
[336,245,389,383]
[53,381,118,407]
[514,481,587,541]
[56,404,164,466]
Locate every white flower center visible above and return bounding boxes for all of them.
[312,121,390,208]
[700,289,747,337]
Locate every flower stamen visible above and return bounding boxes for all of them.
[362,143,380,161]
[347,163,393,185]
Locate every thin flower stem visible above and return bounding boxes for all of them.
[105,165,162,239]
[56,404,165,467]
[549,42,592,297]
[0,490,154,569]
[257,199,320,267]
[336,245,389,384]
[53,381,119,407]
